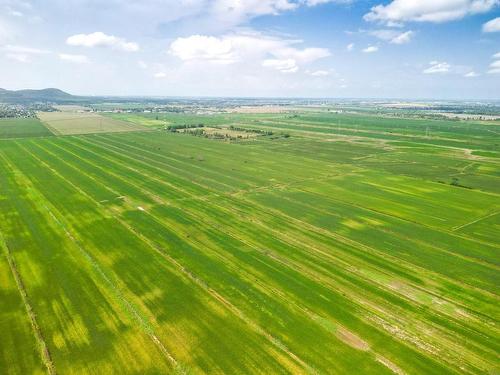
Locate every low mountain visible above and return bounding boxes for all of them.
[0,88,78,104]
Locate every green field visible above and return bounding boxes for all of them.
[0,118,53,139]
[0,110,499,374]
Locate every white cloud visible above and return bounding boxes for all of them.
[370,29,414,44]
[490,60,500,68]
[169,31,330,70]
[365,0,499,24]
[58,53,89,63]
[6,53,29,63]
[390,30,414,44]
[262,58,299,73]
[363,45,379,53]
[488,61,500,73]
[206,0,347,27]
[66,32,139,52]
[347,43,354,51]
[306,69,331,76]
[464,71,479,77]
[169,35,237,64]
[423,61,450,74]
[154,72,167,78]
[2,44,50,63]
[302,0,342,5]
[3,45,50,54]
[483,17,500,32]
[493,52,500,59]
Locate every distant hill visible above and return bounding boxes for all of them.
[0,88,78,104]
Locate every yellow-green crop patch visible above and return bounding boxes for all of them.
[37,111,147,135]
[0,111,498,374]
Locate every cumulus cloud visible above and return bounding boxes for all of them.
[365,0,499,24]
[483,17,500,32]
[66,32,139,52]
[493,52,500,59]
[347,43,354,51]
[363,45,379,53]
[169,31,330,74]
[58,53,89,63]
[423,61,450,74]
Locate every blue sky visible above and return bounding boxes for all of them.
[0,0,499,99]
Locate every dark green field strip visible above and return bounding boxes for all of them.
[0,240,46,375]
[0,118,53,139]
[25,137,498,374]
[22,138,464,374]
[0,149,175,374]
[239,119,499,152]
[6,141,306,374]
[282,113,500,138]
[259,113,500,147]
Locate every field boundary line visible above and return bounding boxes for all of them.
[0,229,56,375]
[38,119,62,136]
[452,210,500,231]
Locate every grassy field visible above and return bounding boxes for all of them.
[0,110,498,374]
[37,111,146,135]
[0,118,53,139]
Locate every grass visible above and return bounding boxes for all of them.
[0,110,498,374]
[0,118,53,139]
[37,111,146,135]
